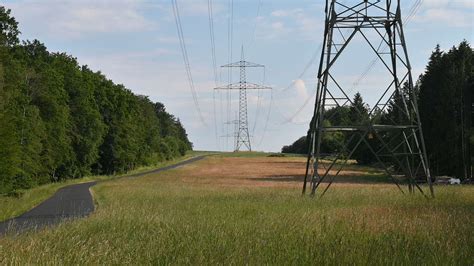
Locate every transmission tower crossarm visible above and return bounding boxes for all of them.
[221,61,265,68]
[321,125,418,132]
[214,82,271,90]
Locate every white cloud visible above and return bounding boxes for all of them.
[410,0,473,28]
[5,0,158,38]
[422,0,473,9]
[416,8,472,27]
[256,7,322,41]
[156,36,180,44]
[271,21,286,31]
[79,51,213,95]
[293,79,308,99]
[154,0,224,22]
[268,78,315,125]
[271,9,304,18]
[60,6,154,35]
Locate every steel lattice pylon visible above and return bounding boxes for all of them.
[215,47,271,152]
[303,0,434,198]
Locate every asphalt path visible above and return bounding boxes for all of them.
[0,155,206,236]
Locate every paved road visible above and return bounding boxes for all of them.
[0,182,96,236]
[0,156,206,236]
[127,155,206,178]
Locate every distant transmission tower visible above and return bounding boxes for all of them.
[215,47,271,152]
[222,114,239,151]
[303,0,434,197]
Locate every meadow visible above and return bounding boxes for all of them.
[0,154,472,264]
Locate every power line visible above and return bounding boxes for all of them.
[277,43,324,124]
[268,46,320,125]
[207,0,220,150]
[225,0,234,151]
[275,2,350,123]
[249,0,263,138]
[210,0,269,150]
[280,44,322,95]
[252,86,262,135]
[247,0,262,50]
[348,0,423,95]
[252,66,266,135]
[171,0,206,125]
[247,0,268,147]
[282,89,317,125]
[213,90,220,151]
[207,0,219,86]
[256,88,274,148]
[219,87,224,142]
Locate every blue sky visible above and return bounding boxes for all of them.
[3,0,473,152]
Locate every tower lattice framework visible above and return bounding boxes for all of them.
[303,0,434,197]
[215,48,271,152]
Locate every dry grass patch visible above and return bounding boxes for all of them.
[175,156,388,189]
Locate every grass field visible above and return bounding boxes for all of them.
[0,153,473,264]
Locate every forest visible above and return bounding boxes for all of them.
[0,7,192,194]
[282,41,473,180]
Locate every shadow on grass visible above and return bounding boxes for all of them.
[249,174,395,184]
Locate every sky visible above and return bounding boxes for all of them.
[3,0,473,152]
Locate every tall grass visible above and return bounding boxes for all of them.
[0,157,472,264]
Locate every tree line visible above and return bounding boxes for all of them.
[0,7,192,194]
[283,41,473,180]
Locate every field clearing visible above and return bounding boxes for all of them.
[0,154,473,264]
